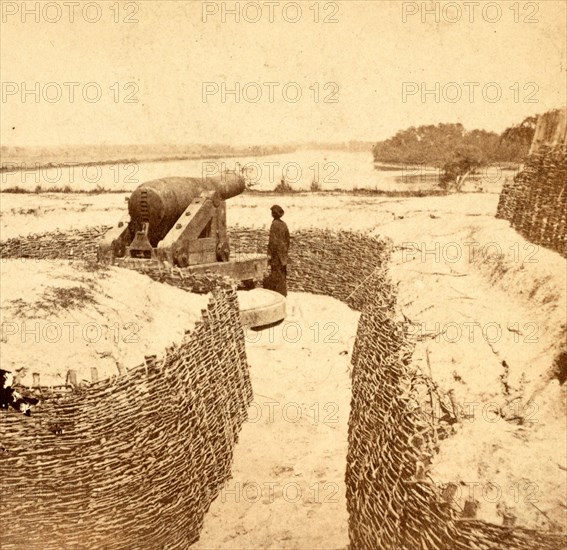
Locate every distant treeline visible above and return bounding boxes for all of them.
[297,140,374,152]
[373,118,536,189]
[0,143,300,172]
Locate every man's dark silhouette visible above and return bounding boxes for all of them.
[266,204,290,296]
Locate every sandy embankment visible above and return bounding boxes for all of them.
[384,216,566,530]
[0,260,208,387]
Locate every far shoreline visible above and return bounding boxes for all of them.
[0,152,252,173]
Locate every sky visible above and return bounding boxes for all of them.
[1,0,565,146]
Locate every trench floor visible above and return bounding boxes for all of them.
[192,292,358,550]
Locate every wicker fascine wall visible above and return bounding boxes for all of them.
[1,285,251,549]
[497,108,567,258]
[1,227,566,549]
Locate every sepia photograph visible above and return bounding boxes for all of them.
[0,1,566,548]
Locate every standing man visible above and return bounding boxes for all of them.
[266,204,290,296]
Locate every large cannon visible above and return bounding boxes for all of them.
[98,172,268,284]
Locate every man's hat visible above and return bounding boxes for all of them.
[271,204,285,217]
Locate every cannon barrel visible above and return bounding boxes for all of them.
[128,176,245,246]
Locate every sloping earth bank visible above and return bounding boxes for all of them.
[0,260,208,387]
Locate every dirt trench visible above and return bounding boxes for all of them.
[193,293,358,550]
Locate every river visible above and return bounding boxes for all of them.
[1,150,518,193]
